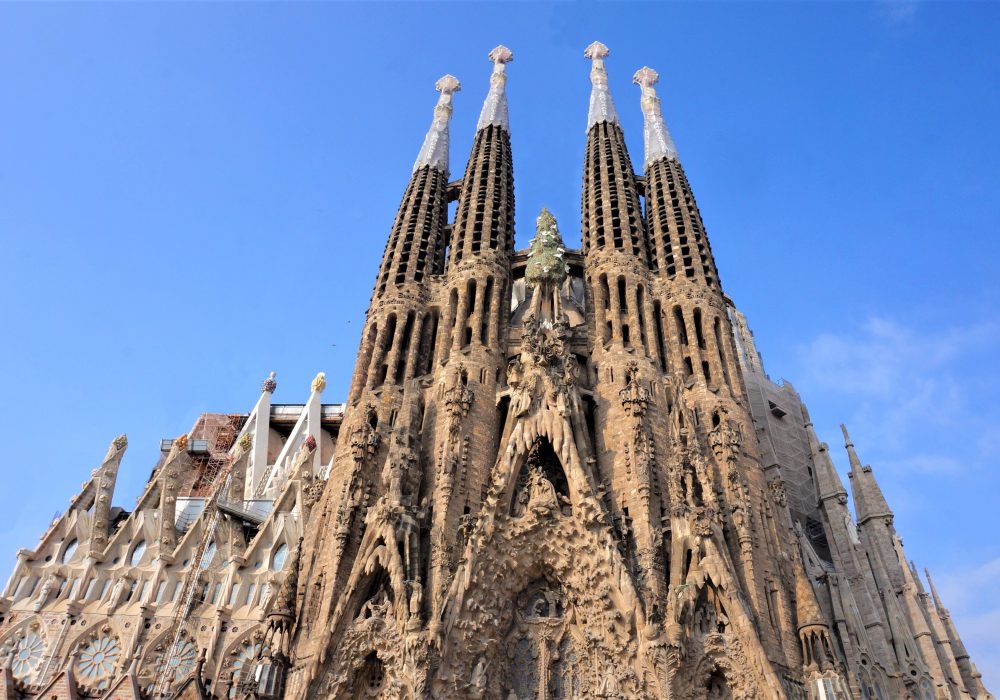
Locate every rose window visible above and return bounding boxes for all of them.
[0,623,47,682]
[76,630,122,689]
[143,634,199,693]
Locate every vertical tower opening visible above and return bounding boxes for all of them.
[636,284,648,352]
[693,307,707,349]
[713,317,733,392]
[479,276,494,345]
[653,301,668,372]
[394,311,416,383]
[673,307,688,346]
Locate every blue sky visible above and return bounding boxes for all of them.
[1,0,998,686]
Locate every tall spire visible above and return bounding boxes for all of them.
[925,568,946,611]
[477,45,513,132]
[584,41,618,128]
[841,424,863,472]
[807,421,848,504]
[633,67,679,165]
[413,75,461,174]
[842,424,893,525]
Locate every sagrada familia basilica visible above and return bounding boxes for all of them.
[0,43,992,700]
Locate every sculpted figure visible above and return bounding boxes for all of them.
[468,656,489,699]
[529,467,559,515]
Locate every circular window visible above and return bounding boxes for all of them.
[0,624,46,681]
[143,635,198,695]
[61,539,79,564]
[76,631,122,689]
[271,544,289,572]
[129,540,146,567]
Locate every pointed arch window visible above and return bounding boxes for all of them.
[271,543,289,572]
[61,538,79,564]
[129,539,147,567]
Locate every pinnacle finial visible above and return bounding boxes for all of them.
[435,74,461,95]
[261,371,277,394]
[488,45,513,65]
[584,41,610,60]
[311,371,327,394]
[478,46,513,131]
[924,568,946,609]
[584,41,618,129]
[413,75,461,174]
[633,65,678,165]
[633,66,659,88]
[840,423,854,447]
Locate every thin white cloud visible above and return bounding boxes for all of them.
[796,315,1000,472]
[879,0,920,25]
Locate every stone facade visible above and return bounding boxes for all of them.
[0,43,992,700]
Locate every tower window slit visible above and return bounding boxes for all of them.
[653,301,668,372]
[394,311,416,383]
[353,322,379,402]
[673,307,688,346]
[480,277,494,344]
[693,308,706,349]
[702,360,712,383]
[373,313,396,388]
[636,285,648,352]
[714,317,734,392]
[617,277,628,313]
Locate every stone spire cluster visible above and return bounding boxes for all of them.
[0,42,991,700]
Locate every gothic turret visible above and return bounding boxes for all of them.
[843,424,893,526]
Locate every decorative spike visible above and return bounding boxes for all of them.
[311,371,327,394]
[925,568,946,611]
[413,75,461,174]
[633,66,679,165]
[584,41,618,128]
[477,45,513,131]
[841,423,863,473]
[262,371,277,394]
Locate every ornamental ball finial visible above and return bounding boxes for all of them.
[311,371,327,394]
[262,371,277,394]
[488,45,513,65]
[239,433,253,451]
[114,434,128,450]
[633,66,659,88]
[435,75,461,95]
[174,434,189,451]
[584,41,610,60]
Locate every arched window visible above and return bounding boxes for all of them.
[61,538,79,564]
[227,638,262,698]
[199,541,217,569]
[271,543,289,572]
[129,540,146,567]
